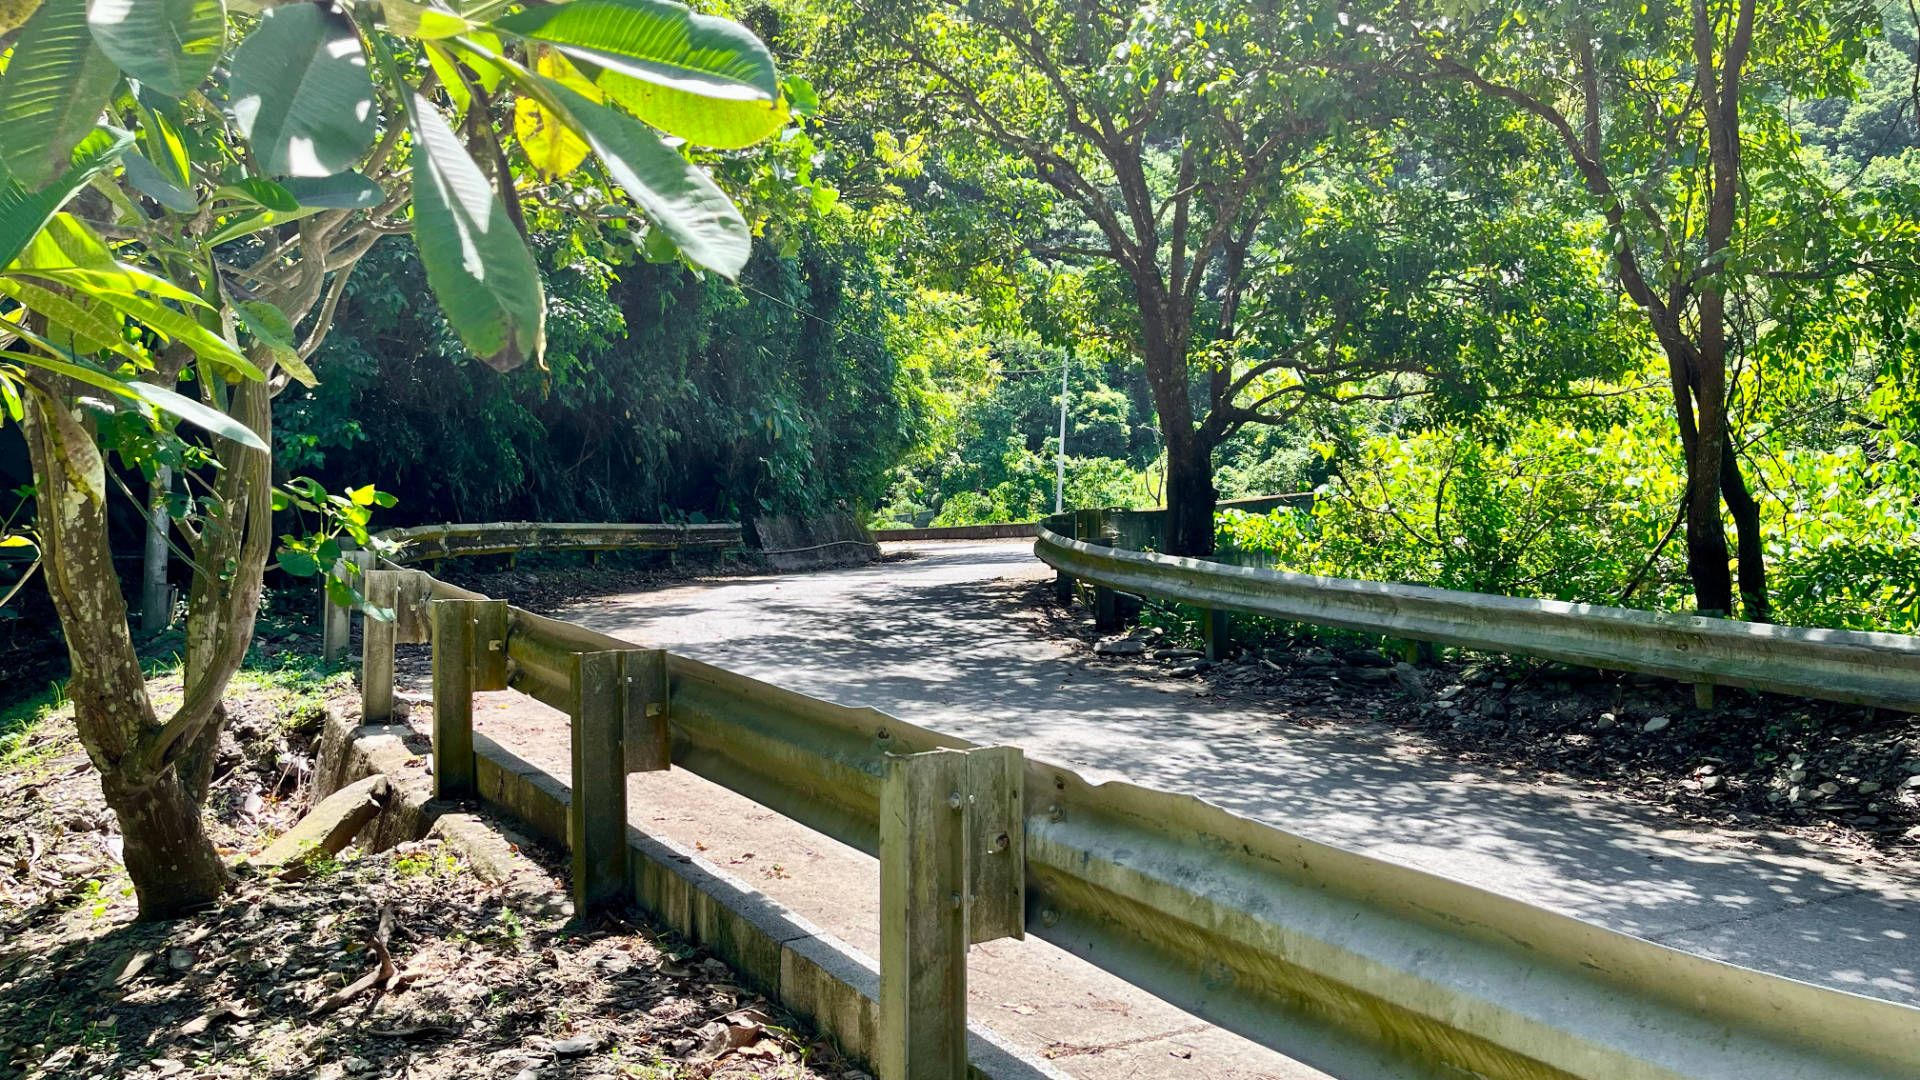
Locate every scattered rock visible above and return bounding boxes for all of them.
[553,1035,602,1057]
[1818,781,1842,796]
[1642,716,1671,734]
[1391,662,1427,698]
[1093,636,1147,657]
[1594,713,1617,730]
[1342,648,1392,668]
[251,774,392,880]
[1150,648,1204,662]
[1857,780,1882,795]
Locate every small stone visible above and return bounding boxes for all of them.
[1788,785,1804,803]
[552,1036,601,1057]
[1094,636,1147,657]
[1818,781,1841,796]
[167,948,196,972]
[1391,662,1428,698]
[1150,648,1204,662]
[1438,684,1465,700]
[1857,780,1882,795]
[342,1057,373,1075]
[1905,774,1920,789]
[1700,775,1724,793]
[1342,648,1392,668]
[1786,768,1806,783]
[1594,714,1617,731]
[1642,716,1671,733]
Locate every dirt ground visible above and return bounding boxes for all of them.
[0,677,854,1080]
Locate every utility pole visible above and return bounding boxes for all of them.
[1054,352,1069,515]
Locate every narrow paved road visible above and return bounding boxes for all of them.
[443,539,1918,1077]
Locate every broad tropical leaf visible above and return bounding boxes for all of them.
[0,126,131,270]
[514,51,598,176]
[235,298,316,387]
[0,0,123,189]
[86,0,226,98]
[0,348,268,450]
[227,3,377,177]
[405,93,544,370]
[8,215,261,380]
[285,170,384,209]
[123,152,198,213]
[494,0,786,149]
[0,276,134,358]
[539,80,750,277]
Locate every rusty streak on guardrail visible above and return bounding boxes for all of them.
[1036,510,1920,714]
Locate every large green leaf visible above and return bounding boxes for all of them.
[86,0,226,97]
[0,126,131,270]
[227,3,378,177]
[0,0,123,189]
[284,170,385,209]
[493,0,785,149]
[405,92,544,370]
[123,151,198,213]
[538,80,750,277]
[0,349,268,450]
[7,214,260,380]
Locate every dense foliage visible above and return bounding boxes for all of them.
[279,227,912,525]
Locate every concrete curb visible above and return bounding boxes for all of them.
[316,705,1067,1080]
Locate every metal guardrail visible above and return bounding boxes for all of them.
[320,520,743,661]
[869,494,1314,545]
[1037,508,1920,714]
[380,520,741,564]
[353,562,1920,1080]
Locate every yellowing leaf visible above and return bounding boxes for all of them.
[513,51,597,176]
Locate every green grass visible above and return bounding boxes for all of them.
[0,613,348,779]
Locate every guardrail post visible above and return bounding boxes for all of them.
[430,598,478,800]
[322,550,376,663]
[1202,608,1231,662]
[570,650,632,915]
[361,570,398,722]
[623,649,671,774]
[1093,585,1121,631]
[880,749,970,1080]
[965,747,1025,944]
[1053,570,1074,607]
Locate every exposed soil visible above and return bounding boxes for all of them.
[0,678,855,1080]
[1019,581,1920,856]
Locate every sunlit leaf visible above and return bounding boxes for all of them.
[494,0,786,149]
[227,2,378,177]
[0,0,122,188]
[86,0,226,98]
[404,92,544,370]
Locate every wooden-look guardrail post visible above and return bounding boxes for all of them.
[432,595,506,797]
[568,647,669,914]
[361,570,398,722]
[879,746,1024,1080]
[880,748,969,1080]
[1202,608,1231,662]
[322,550,378,663]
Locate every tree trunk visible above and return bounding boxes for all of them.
[1680,385,1735,616]
[1162,435,1217,557]
[22,381,228,918]
[1720,448,1769,622]
[100,745,230,919]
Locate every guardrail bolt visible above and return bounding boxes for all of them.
[951,891,963,910]
[948,791,964,811]
[1040,908,1058,927]
[993,831,1011,852]
[1047,804,1063,822]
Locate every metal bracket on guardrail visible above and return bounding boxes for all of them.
[878,745,1024,1080]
